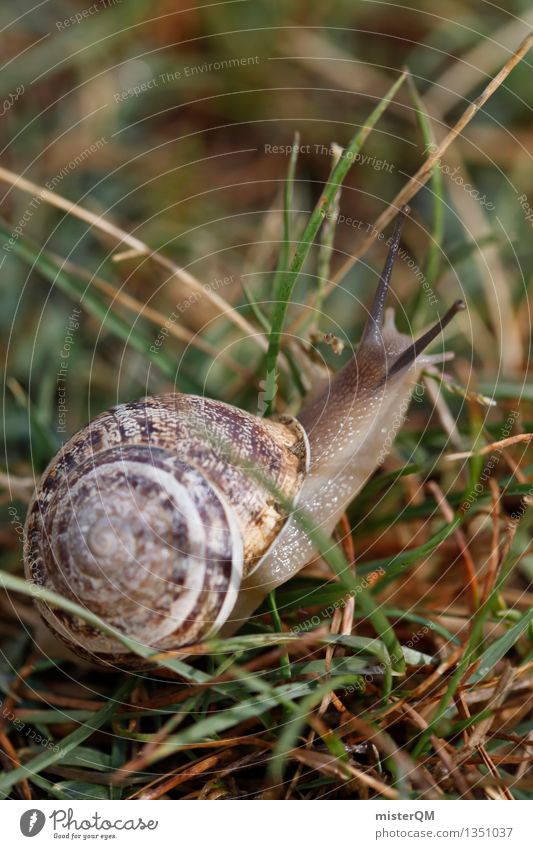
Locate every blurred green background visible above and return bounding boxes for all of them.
[0,0,532,802]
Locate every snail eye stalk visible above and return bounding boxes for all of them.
[362,204,410,346]
[387,299,466,377]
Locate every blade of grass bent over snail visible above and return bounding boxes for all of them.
[24,206,465,667]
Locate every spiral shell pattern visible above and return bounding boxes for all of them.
[24,394,307,665]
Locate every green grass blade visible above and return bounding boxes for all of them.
[407,76,444,296]
[272,130,300,297]
[263,70,408,413]
[468,606,533,684]
[267,589,292,679]
[314,145,343,329]
[0,571,214,684]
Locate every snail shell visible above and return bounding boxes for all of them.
[24,395,308,666]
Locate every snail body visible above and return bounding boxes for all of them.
[24,209,464,666]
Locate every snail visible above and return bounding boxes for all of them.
[23,207,465,667]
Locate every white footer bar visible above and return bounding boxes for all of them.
[4,799,532,848]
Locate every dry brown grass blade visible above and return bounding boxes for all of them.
[0,655,37,735]
[382,645,465,715]
[332,33,533,282]
[445,161,522,372]
[429,734,474,799]
[339,513,356,636]
[447,432,533,460]
[56,254,253,380]
[515,732,533,782]
[132,750,236,800]
[399,704,464,797]
[16,687,104,712]
[0,167,264,349]
[0,654,38,800]
[318,607,346,715]
[0,732,32,800]
[407,68,526,370]
[498,446,529,484]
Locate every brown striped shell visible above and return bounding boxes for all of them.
[24,394,308,666]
